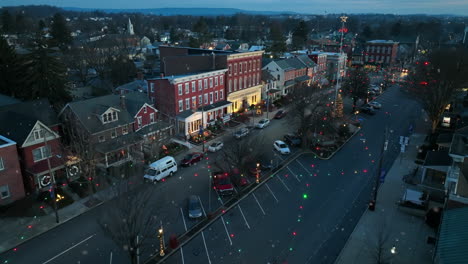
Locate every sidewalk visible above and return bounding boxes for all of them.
[334,132,435,264]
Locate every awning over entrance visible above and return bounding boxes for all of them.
[196,100,232,112]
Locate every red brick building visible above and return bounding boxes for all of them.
[148,69,230,137]
[158,46,264,113]
[0,135,24,205]
[364,40,399,66]
[0,99,66,193]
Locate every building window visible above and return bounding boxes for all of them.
[234,64,237,75]
[150,83,155,93]
[185,98,190,110]
[220,90,224,99]
[178,84,182,95]
[198,80,202,91]
[33,129,44,141]
[228,80,232,92]
[98,135,105,142]
[198,95,202,104]
[209,92,213,104]
[244,77,247,88]
[215,77,218,86]
[178,100,183,112]
[122,125,128,135]
[143,106,147,113]
[239,77,243,90]
[192,96,196,108]
[32,145,51,162]
[137,116,142,128]
[228,65,232,75]
[192,81,196,92]
[209,78,213,88]
[220,76,224,85]
[215,91,218,101]
[239,63,242,73]
[234,79,237,91]
[0,157,4,171]
[204,79,208,89]
[0,185,10,199]
[150,113,155,123]
[111,129,117,138]
[204,94,208,104]
[185,83,190,94]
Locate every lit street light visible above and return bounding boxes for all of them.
[158,225,165,257]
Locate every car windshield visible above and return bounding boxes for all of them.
[146,169,157,176]
[217,177,231,185]
[189,199,200,210]
[210,143,217,147]
[184,154,193,160]
[279,144,287,148]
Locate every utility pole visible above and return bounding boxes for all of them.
[370,127,388,209]
[334,15,348,111]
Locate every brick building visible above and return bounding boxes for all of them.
[364,40,399,66]
[148,69,230,137]
[0,135,24,205]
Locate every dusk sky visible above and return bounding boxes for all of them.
[2,0,468,15]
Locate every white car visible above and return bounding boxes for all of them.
[256,118,270,129]
[273,140,290,154]
[208,141,224,152]
[369,101,382,109]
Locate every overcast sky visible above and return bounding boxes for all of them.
[2,0,468,15]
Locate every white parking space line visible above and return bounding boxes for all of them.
[238,205,251,229]
[179,207,188,231]
[287,166,301,182]
[198,196,207,217]
[265,183,279,203]
[109,252,112,264]
[252,193,266,215]
[180,247,185,264]
[221,216,233,245]
[216,192,224,206]
[276,176,291,192]
[296,159,312,176]
[42,234,96,264]
[201,231,212,264]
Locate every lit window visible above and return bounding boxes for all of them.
[198,95,202,104]
[192,96,196,108]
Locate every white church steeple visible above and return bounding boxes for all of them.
[127,18,134,35]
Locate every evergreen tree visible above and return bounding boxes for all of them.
[109,55,137,86]
[269,23,286,57]
[292,20,308,49]
[50,13,72,48]
[0,36,25,97]
[1,10,14,33]
[38,19,46,31]
[390,21,401,37]
[24,39,71,107]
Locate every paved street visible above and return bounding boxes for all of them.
[0,83,421,264]
[159,84,422,264]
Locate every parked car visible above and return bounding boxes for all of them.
[274,110,287,119]
[188,195,203,219]
[359,105,376,115]
[368,101,382,109]
[284,134,301,147]
[212,172,234,196]
[256,118,270,129]
[231,172,248,187]
[143,156,177,183]
[274,140,290,154]
[208,141,224,152]
[234,127,249,139]
[180,152,204,167]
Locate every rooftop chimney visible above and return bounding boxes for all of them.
[120,95,126,110]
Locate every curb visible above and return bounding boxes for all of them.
[0,198,107,255]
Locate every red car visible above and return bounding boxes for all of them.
[180,152,204,167]
[212,172,234,195]
[274,110,287,119]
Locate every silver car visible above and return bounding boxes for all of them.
[188,195,203,219]
[208,141,224,152]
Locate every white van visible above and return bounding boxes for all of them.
[144,156,177,183]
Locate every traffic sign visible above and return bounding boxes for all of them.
[379,170,386,183]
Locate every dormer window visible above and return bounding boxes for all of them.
[102,110,119,124]
[33,129,44,141]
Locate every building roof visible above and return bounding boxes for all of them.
[450,134,468,157]
[367,40,399,44]
[115,80,148,93]
[262,70,277,82]
[0,111,39,145]
[0,135,16,148]
[423,150,452,167]
[0,94,21,107]
[64,92,151,134]
[436,207,468,264]
[0,98,59,127]
[437,133,454,144]
[197,100,231,112]
[295,55,317,68]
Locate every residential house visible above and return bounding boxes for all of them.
[115,77,148,95]
[215,43,231,51]
[421,150,452,196]
[0,99,65,193]
[59,92,172,169]
[261,69,281,101]
[295,55,318,83]
[148,70,230,138]
[364,40,399,66]
[434,207,468,264]
[0,135,24,205]
[159,46,264,113]
[262,57,311,96]
[447,132,468,206]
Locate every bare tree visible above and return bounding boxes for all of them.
[408,47,468,134]
[370,223,393,264]
[98,178,158,264]
[342,67,371,111]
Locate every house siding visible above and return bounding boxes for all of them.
[0,141,24,205]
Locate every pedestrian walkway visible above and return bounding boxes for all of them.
[334,132,435,264]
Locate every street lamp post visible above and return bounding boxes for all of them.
[256,163,260,184]
[334,15,348,111]
[158,224,165,257]
[370,127,388,210]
